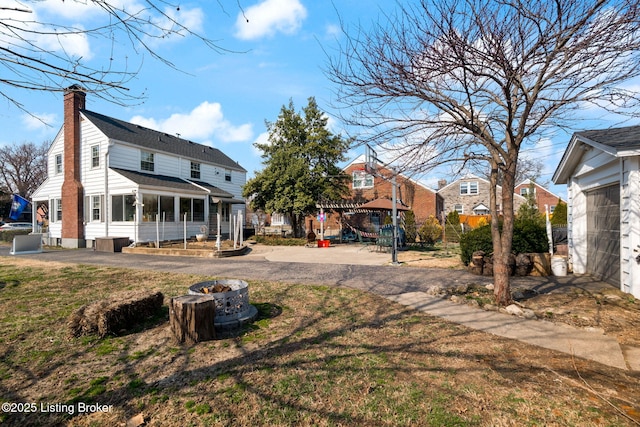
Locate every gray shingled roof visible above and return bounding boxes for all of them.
[576,125,640,149]
[82,110,246,172]
[112,168,235,198]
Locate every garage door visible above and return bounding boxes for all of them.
[586,185,620,285]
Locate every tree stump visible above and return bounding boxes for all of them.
[515,253,533,276]
[169,295,216,344]
[468,251,484,275]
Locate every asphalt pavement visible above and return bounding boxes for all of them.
[1,243,637,371]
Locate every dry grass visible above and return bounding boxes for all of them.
[0,257,639,426]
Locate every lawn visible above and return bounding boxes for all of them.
[0,258,639,426]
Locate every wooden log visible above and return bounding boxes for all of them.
[482,256,493,276]
[169,295,216,344]
[515,253,532,276]
[529,253,551,276]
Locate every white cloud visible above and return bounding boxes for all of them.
[21,113,58,131]
[234,0,307,40]
[325,23,341,38]
[130,102,253,143]
[0,1,93,59]
[251,131,270,157]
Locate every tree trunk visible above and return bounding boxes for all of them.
[169,295,216,344]
[489,157,517,306]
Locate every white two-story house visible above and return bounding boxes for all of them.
[32,86,246,248]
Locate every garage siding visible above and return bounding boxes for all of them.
[586,185,620,285]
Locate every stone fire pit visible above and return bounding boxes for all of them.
[188,279,258,331]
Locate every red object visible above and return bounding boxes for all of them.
[317,239,330,248]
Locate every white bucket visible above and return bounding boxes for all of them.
[551,256,567,276]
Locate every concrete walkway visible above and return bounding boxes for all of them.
[2,243,637,371]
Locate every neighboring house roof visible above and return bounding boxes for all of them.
[436,173,487,193]
[82,110,246,172]
[344,155,439,193]
[112,168,237,200]
[553,124,640,184]
[515,178,564,201]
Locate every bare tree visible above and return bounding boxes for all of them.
[327,0,640,305]
[0,141,48,198]
[0,1,239,111]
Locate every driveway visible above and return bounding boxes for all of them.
[0,243,616,296]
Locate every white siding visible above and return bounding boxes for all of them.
[620,157,640,297]
[32,114,246,245]
[109,144,140,171]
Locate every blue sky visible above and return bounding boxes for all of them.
[1,0,637,200]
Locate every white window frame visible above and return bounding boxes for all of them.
[91,145,100,168]
[520,187,535,196]
[141,151,155,172]
[55,154,62,174]
[52,198,62,222]
[225,170,232,182]
[191,162,201,179]
[454,204,464,214]
[460,181,478,195]
[352,171,374,189]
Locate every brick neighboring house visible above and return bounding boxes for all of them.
[514,179,564,214]
[307,156,444,237]
[437,174,527,217]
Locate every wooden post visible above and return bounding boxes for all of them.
[169,295,216,344]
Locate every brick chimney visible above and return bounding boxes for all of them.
[61,85,86,248]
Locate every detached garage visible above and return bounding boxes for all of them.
[553,125,640,298]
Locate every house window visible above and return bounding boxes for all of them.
[191,162,201,179]
[91,145,100,168]
[142,194,159,221]
[180,197,206,222]
[460,181,478,195]
[454,204,464,214]
[550,205,556,213]
[352,171,374,189]
[141,151,154,172]
[160,196,175,222]
[84,195,103,222]
[111,194,136,222]
[55,154,62,174]
[520,187,535,196]
[56,198,62,221]
[225,170,232,182]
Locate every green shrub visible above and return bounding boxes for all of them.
[550,199,567,225]
[252,235,306,246]
[512,220,549,254]
[403,210,417,243]
[417,215,443,246]
[459,224,493,265]
[0,230,31,243]
[446,210,460,225]
[459,220,549,265]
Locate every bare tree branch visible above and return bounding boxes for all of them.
[326,0,640,304]
[0,1,242,110]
